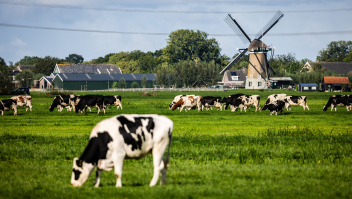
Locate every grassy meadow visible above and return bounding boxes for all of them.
[0,90,352,198]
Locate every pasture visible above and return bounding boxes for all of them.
[1,90,352,199]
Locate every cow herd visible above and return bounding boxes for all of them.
[168,94,352,115]
[49,94,122,114]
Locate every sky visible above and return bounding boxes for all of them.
[0,0,352,65]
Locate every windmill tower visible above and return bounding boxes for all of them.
[220,11,284,89]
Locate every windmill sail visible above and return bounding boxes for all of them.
[255,10,284,40]
[224,14,251,44]
[220,50,247,74]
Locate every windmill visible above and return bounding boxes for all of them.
[220,10,284,89]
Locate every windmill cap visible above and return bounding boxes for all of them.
[248,39,268,51]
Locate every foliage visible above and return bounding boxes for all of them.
[119,77,126,88]
[15,69,34,87]
[93,53,115,64]
[141,75,147,88]
[131,81,139,88]
[108,51,157,73]
[112,81,119,89]
[317,40,352,62]
[165,29,223,65]
[32,73,46,81]
[311,62,326,73]
[15,56,40,66]
[65,54,84,64]
[33,56,62,76]
[0,57,15,94]
[343,51,352,62]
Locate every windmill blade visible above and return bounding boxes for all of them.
[224,14,251,44]
[255,10,284,40]
[220,49,247,74]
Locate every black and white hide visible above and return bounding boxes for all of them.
[230,95,261,112]
[262,100,286,115]
[102,95,123,111]
[0,99,17,116]
[200,96,222,111]
[264,94,287,106]
[284,96,309,111]
[71,114,173,187]
[220,93,245,110]
[49,95,71,112]
[323,95,352,111]
[75,95,105,114]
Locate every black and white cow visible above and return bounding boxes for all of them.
[230,95,261,112]
[0,99,17,116]
[220,93,246,110]
[102,95,123,110]
[200,96,222,111]
[284,96,309,111]
[71,114,173,187]
[49,95,71,112]
[75,95,105,114]
[264,94,287,105]
[323,95,352,111]
[262,100,285,115]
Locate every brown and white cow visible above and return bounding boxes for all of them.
[169,95,195,110]
[284,96,309,111]
[10,95,32,111]
[171,96,202,112]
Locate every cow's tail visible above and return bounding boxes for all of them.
[164,128,173,169]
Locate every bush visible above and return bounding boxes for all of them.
[131,81,139,88]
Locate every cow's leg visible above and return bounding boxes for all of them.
[113,154,125,187]
[1,111,3,115]
[97,107,101,114]
[26,106,28,112]
[94,168,103,187]
[150,144,168,186]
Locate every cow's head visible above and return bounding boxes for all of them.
[322,105,328,111]
[71,157,95,187]
[220,97,227,103]
[262,104,269,111]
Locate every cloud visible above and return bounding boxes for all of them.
[10,37,27,46]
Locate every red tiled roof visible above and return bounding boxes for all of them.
[324,76,349,84]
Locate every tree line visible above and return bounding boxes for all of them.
[0,29,351,93]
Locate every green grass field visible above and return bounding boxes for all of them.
[1,90,352,199]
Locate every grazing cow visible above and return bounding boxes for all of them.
[220,93,246,110]
[171,95,202,112]
[49,95,71,112]
[10,95,32,111]
[323,95,352,111]
[102,95,123,110]
[200,96,222,111]
[231,95,261,112]
[0,99,17,116]
[284,96,309,111]
[264,94,287,105]
[71,114,173,187]
[169,95,195,110]
[262,100,285,115]
[75,95,105,114]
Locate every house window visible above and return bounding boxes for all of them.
[249,81,252,87]
[258,82,262,87]
[258,75,261,79]
[304,87,309,90]
[312,86,316,90]
[250,74,253,78]
[231,76,239,80]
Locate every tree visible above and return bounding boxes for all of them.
[16,56,39,66]
[33,73,46,81]
[112,81,119,88]
[65,54,84,64]
[141,75,147,88]
[33,56,62,76]
[131,81,139,88]
[343,51,352,62]
[15,69,34,87]
[119,77,126,88]
[165,29,222,64]
[0,57,15,94]
[317,41,352,62]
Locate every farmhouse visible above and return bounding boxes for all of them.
[38,76,54,89]
[298,83,318,92]
[322,76,350,92]
[52,63,122,74]
[270,77,292,89]
[219,68,247,88]
[51,73,156,90]
[301,62,352,74]
[13,64,35,76]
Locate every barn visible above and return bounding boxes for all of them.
[298,83,318,92]
[322,76,350,92]
[51,73,156,90]
[38,76,54,89]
